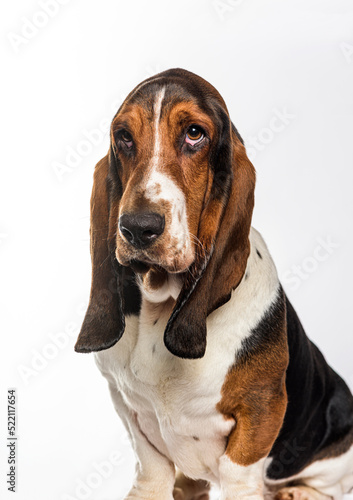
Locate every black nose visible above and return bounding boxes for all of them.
[119,213,165,249]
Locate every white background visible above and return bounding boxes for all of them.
[1,1,353,499]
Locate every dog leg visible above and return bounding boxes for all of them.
[218,455,266,500]
[105,380,176,500]
[122,413,176,500]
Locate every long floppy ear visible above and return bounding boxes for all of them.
[75,149,140,353]
[164,117,255,359]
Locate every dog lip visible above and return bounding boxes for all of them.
[117,245,193,275]
[129,259,151,274]
[127,256,189,275]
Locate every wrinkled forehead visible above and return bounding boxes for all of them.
[112,72,229,128]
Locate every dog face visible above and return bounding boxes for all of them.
[76,68,256,359]
[112,79,228,274]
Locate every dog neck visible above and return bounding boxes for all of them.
[138,268,182,305]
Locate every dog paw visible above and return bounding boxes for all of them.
[173,487,185,500]
[173,487,209,500]
[274,487,320,500]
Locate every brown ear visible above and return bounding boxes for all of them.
[75,150,140,353]
[164,121,255,359]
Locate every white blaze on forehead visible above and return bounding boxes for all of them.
[151,86,166,167]
[144,86,192,264]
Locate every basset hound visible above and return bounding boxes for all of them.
[75,68,353,500]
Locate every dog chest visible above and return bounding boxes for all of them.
[95,311,238,481]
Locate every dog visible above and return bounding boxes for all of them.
[75,68,353,500]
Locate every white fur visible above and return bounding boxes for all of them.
[145,170,191,259]
[99,371,176,499]
[151,86,165,163]
[138,273,181,304]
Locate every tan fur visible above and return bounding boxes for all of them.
[273,486,332,500]
[217,291,288,466]
[173,472,210,500]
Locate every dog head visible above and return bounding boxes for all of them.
[75,68,255,358]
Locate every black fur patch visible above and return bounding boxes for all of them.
[237,286,286,362]
[120,266,141,316]
[267,294,353,479]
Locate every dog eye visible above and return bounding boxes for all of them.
[185,125,205,146]
[120,131,133,149]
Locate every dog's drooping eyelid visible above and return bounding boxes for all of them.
[121,130,133,143]
[115,129,134,150]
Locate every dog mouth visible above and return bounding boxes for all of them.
[128,259,151,274]
[115,231,195,275]
[127,257,190,275]
[116,247,193,275]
